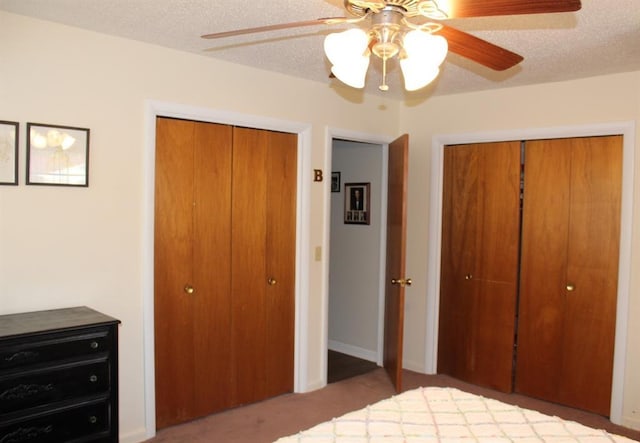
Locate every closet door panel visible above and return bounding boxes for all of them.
[476,142,521,284]
[516,139,571,400]
[191,122,234,415]
[438,141,520,392]
[264,131,297,398]
[473,142,520,392]
[471,281,517,391]
[154,118,197,428]
[231,127,269,405]
[438,145,479,379]
[561,135,621,415]
[517,136,621,416]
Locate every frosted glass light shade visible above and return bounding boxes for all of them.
[400,30,448,91]
[324,28,371,89]
[324,28,369,65]
[400,63,440,91]
[330,56,370,89]
[403,30,448,66]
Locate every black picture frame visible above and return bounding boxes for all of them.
[344,182,370,225]
[331,171,341,192]
[0,120,19,185]
[26,122,90,187]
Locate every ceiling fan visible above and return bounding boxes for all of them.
[202,0,582,92]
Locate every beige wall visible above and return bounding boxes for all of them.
[1,10,639,441]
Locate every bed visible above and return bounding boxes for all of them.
[274,386,637,442]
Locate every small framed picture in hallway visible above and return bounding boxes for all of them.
[344,182,370,225]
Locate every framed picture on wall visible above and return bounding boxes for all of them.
[344,182,370,225]
[26,123,90,187]
[0,120,19,185]
[331,171,341,192]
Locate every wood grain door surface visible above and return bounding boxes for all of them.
[438,141,521,393]
[154,118,233,428]
[516,135,622,416]
[231,126,297,405]
[154,118,296,429]
[383,134,409,393]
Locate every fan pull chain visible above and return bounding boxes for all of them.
[379,57,389,91]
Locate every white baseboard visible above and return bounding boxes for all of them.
[120,427,150,443]
[402,358,426,373]
[328,340,377,362]
[621,415,640,431]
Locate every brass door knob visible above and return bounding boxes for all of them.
[566,283,576,292]
[268,278,277,286]
[391,278,412,287]
[465,274,473,280]
[184,284,195,295]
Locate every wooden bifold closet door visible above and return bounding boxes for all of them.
[438,135,622,416]
[516,136,622,416]
[154,117,297,429]
[438,141,521,393]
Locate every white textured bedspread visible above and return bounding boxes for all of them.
[274,386,637,442]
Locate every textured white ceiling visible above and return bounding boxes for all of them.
[1,0,639,100]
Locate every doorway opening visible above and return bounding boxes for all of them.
[327,137,386,383]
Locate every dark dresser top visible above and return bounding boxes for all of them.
[0,306,120,340]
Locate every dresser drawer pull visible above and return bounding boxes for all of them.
[88,415,98,424]
[89,374,98,383]
[4,351,38,364]
[90,341,99,350]
[0,383,54,401]
[1,424,53,442]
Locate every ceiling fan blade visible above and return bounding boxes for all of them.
[435,24,523,71]
[442,0,581,18]
[201,17,349,40]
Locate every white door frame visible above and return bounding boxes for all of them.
[425,121,636,425]
[141,100,312,438]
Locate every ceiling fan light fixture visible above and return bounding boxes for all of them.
[400,63,440,91]
[324,28,370,66]
[325,28,371,89]
[330,56,371,89]
[397,30,448,91]
[417,0,450,19]
[403,30,448,66]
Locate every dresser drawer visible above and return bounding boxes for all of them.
[0,360,110,415]
[0,307,119,442]
[0,331,110,371]
[0,400,110,443]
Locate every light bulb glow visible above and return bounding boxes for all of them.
[403,31,448,66]
[324,28,369,66]
[330,56,370,89]
[400,31,447,91]
[31,129,47,149]
[400,63,440,91]
[325,28,371,89]
[61,134,76,150]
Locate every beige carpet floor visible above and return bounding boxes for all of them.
[144,368,640,443]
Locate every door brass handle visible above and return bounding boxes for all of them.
[391,278,412,287]
[566,283,576,292]
[465,274,473,280]
[268,278,277,286]
[184,284,195,295]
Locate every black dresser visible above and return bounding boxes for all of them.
[0,306,120,442]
